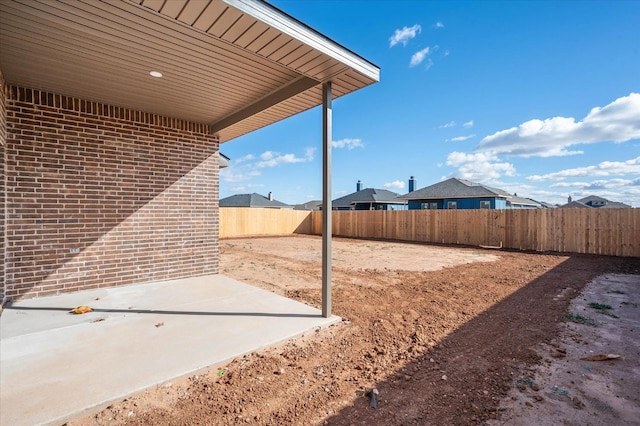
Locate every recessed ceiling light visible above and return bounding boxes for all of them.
[149,71,163,78]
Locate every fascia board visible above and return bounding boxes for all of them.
[224,0,380,82]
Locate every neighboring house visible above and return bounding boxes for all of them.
[399,177,540,210]
[533,200,557,209]
[332,181,406,211]
[294,200,322,211]
[560,195,631,209]
[220,193,292,209]
[560,200,591,209]
[507,195,542,209]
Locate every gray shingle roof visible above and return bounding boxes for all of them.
[507,196,542,207]
[332,188,403,209]
[534,200,557,208]
[294,200,322,211]
[559,200,591,209]
[399,177,511,200]
[220,193,290,208]
[576,195,631,208]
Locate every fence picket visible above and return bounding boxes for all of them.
[220,208,639,257]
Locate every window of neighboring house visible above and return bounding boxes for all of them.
[422,202,438,209]
[480,200,491,209]
[447,201,457,209]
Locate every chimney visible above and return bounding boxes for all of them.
[268,192,273,201]
[409,176,416,192]
[356,180,363,192]
[568,195,572,203]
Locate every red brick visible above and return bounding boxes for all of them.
[4,85,220,300]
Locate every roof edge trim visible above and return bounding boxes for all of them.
[398,195,510,200]
[223,0,380,82]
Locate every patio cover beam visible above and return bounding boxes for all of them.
[210,75,319,134]
[322,81,332,318]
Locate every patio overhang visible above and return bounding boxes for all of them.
[0,0,380,142]
[0,0,380,317]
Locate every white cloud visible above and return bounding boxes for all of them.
[551,178,635,191]
[449,134,476,142]
[528,157,640,181]
[230,183,264,192]
[221,148,315,183]
[384,180,405,190]
[256,149,314,168]
[443,49,450,57]
[434,21,444,28]
[584,178,634,190]
[446,151,516,181]
[332,138,364,150]
[476,93,640,157]
[304,147,316,159]
[234,154,254,163]
[220,168,261,183]
[550,182,590,188]
[423,58,434,71]
[410,47,431,67]
[463,120,474,128]
[440,121,456,128]
[260,151,275,161]
[389,24,421,47]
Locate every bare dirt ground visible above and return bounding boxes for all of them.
[70,235,640,425]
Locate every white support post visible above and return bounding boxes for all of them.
[322,82,332,318]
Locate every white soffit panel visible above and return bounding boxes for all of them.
[0,0,379,142]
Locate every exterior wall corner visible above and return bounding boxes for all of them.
[4,86,220,300]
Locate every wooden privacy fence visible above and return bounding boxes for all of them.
[309,209,639,257]
[219,208,312,238]
[220,207,639,257]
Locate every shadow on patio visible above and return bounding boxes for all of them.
[0,275,339,426]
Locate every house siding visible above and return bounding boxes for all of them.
[4,86,220,300]
[507,203,536,209]
[408,197,505,210]
[495,198,507,209]
[353,203,402,211]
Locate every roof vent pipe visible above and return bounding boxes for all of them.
[268,192,273,201]
[409,176,416,192]
[356,180,363,192]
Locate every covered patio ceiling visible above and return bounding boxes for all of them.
[0,0,380,318]
[0,0,380,142]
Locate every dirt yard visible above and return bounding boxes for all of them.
[70,236,640,425]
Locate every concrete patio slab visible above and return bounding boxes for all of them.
[0,275,339,426]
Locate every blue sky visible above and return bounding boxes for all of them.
[220,0,640,207]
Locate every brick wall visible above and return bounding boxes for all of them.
[0,71,6,302]
[4,86,220,300]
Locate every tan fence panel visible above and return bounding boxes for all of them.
[226,208,639,256]
[308,209,639,257]
[219,208,311,238]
